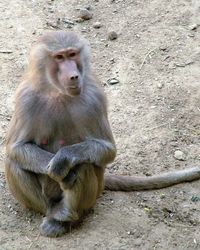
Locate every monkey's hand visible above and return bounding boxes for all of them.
[47,147,89,182]
[47,154,73,182]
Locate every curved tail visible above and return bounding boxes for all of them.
[104,167,200,191]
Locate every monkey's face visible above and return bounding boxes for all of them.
[48,48,83,97]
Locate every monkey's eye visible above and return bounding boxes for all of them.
[54,54,64,61]
[68,52,77,58]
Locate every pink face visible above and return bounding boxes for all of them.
[51,48,82,96]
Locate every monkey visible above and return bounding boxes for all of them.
[5,31,116,237]
[5,31,200,237]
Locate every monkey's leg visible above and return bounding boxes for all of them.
[49,190,80,223]
[40,197,74,237]
[40,164,104,238]
[40,164,102,237]
[35,175,72,237]
[51,164,101,222]
[42,167,79,223]
[6,160,70,237]
[5,160,47,214]
[46,165,84,223]
[93,165,105,197]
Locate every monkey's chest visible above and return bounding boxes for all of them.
[34,97,101,153]
[37,127,82,153]
[36,110,96,153]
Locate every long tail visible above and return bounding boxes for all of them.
[104,167,200,191]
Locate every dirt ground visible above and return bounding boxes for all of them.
[0,0,200,249]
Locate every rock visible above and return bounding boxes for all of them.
[189,24,199,30]
[108,31,118,40]
[191,195,200,202]
[93,21,102,29]
[159,46,169,51]
[188,33,195,37]
[79,8,93,20]
[107,78,119,85]
[168,62,176,69]
[75,18,84,23]
[0,181,4,188]
[157,82,164,89]
[127,231,134,235]
[110,58,115,64]
[160,193,166,199]
[174,150,186,161]
[83,5,91,10]
[62,18,75,25]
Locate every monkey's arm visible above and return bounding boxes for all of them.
[48,115,116,181]
[62,138,116,166]
[6,113,54,174]
[7,142,54,174]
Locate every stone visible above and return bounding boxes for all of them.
[174,150,186,161]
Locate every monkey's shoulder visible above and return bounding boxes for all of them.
[15,87,47,119]
[81,82,107,113]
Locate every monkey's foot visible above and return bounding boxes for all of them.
[49,198,79,222]
[39,217,70,237]
[52,205,79,222]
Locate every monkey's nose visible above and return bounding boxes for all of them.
[70,75,79,80]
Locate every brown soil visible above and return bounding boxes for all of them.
[0,0,200,249]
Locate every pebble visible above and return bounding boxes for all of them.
[107,78,119,85]
[189,24,199,30]
[127,231,134,235]
[79,8,93,20]
[160,193,166,199]
[191,195,200,202]
[188,33,195,37]
[108,31,118,40]
[168,62,176,69]
[93,21,102,29]
[144,207,151,213]
[62,18,75,25]
[159,46,169,51]
[75,18,84,23]
[174,150,186,161]
[157,82,164,89]
[0,181,4,188]
[83,5,92,10]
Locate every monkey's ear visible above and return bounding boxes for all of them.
[28,44,51,68]
[79,36,91,73]
[30,44,51,61]
[81,36,90,55]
